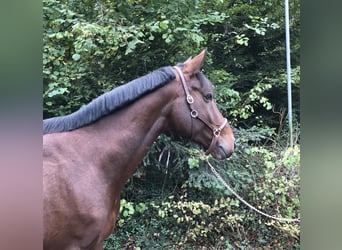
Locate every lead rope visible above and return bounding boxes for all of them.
[206,159,300,223]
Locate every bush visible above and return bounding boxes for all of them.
[104,127,300,249]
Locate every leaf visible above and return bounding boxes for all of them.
[125,38,143,55]
[159,20,169,30]
[192,208,201,215]
[187,158,199,169]
[72,53,81,61]
[47,88,68,97]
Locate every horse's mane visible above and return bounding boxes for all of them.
[43,66,175,134]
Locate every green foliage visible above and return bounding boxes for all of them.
[44,0,300,248]
[103,126,300,249]
[105,131,300,249]
[43,0,231,117]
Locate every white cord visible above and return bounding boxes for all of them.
[207,159,300,223]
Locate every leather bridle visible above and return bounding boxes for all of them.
[173,66,228,155]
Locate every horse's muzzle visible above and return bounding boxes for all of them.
[210,138,235,160]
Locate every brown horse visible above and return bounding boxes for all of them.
[43,49,235,249]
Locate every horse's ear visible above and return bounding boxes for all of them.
[183,48,207,75]
[184,56,192,64]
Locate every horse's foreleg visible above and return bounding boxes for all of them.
[95,198,121,249]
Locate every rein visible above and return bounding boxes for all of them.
[206,159,300,223]
[173,66,227,155]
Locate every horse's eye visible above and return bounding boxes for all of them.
[204,93,213,102]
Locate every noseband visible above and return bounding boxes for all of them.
[174,66,227,155]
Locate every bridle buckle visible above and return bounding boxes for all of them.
[187,95,194,104]
[190,110,198,118]
[213,129,221,137]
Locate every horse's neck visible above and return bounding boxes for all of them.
[78,79,177,182]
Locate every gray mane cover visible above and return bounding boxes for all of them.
[43,66,175,134]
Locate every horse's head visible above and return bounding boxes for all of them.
[169,49,235,160]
